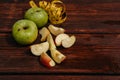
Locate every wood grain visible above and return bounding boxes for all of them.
[0,75,120,80]
[0,0,120,79]
[0,33,120,74]
[0,0,120,33]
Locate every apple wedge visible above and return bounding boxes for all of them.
[30,41,49,56]
[48,24,65,36]
[47,34,66,64]
[40,52,56,68]
[50,49,66,64]
[39,27,50,42]
[47,34,56,50]
[62,35,76,48]
[55,33,69,46]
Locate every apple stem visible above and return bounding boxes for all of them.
[23,26,29,30]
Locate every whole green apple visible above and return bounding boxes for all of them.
[24,7,48,28]
[12,19,38,45]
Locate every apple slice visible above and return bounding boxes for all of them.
[30,41,49,56]
[55,33,69,46]
[47,34,66,64]
[62,35,76,48]
[51,49,66,64]
[47,34,56,50]
[40,52,56,68]
[39,27,50,42]
[48,24,65,36]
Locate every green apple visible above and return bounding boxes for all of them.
[12,19,38,45]
[24,7,48,28]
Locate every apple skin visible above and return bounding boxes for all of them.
[24,7,48,28]
[40,52,55,68]
[12,19,38,45]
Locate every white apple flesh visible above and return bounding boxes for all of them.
[30,41,49,56]
[47,34,66,64]
[51,49,66,64]
[62,35,76,48]
[55,33,69,46]
[48,24,65,36]
[47,34,56,50]
[39,27,50,42]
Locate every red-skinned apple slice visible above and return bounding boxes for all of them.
[40,52,55,68]
[48,24,65,36]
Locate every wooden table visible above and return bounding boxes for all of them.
[0,0,120,79]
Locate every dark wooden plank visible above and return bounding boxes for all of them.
[65,2,120,33]
[0,0,120,78]
[0,0,120,3]
[0,33,120,74]
[0,75,120,80]
[0,0,120,33]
